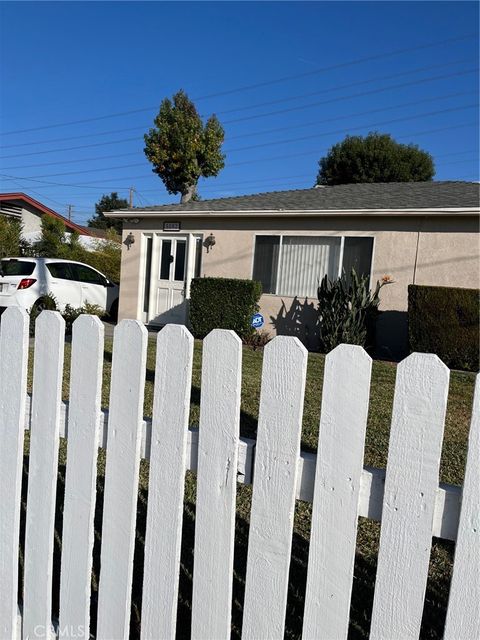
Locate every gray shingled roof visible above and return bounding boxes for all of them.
[121,181,479,213]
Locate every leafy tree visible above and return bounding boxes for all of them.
[84,231,122,282]
[316,132,435,185]
[0,217,22,258]
[88,192,128,233]
[144,90,225,203]
[34,217,122,282]
[36,216,67,257]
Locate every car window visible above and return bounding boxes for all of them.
[73,264,106,286]
[0,260,35,276]
[46,263,76,280]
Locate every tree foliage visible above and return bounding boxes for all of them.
[37,217,121,282]
[144,90,225,202]
[316,132,435,185]
[0,217,23,258]
[88,192,128,233]
[0,215,121,282]
[35,217,68,257]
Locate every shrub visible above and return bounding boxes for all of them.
[318,269,392,352]
[83,236,121,283]
[242,329,271,351]
[189,277,262,340]
[29,296,105,336]
[29,292,59,335]
[62,302,105,333]
[34,218,121,283]
[408,285,480,371]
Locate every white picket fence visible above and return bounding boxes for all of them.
[0,306,478,640]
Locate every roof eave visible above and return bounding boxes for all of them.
[104,207,480,218]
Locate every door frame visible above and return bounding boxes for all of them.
[139,232,200,325]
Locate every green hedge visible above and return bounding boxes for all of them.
[408,284,480,371]
[189,277,262,339]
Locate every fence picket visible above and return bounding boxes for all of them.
[96,320,148,640]
[23,311,65,640]
[303,344,372,639]
[191,330,242,640]
[242,336,307,640]
[444,374,480,640]
[141,325,194,639]
[1,317,477,640]
[370,353,450,640]
[59,316,104,639]
[0,308,29,640]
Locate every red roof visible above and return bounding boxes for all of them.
[0,192,93,236]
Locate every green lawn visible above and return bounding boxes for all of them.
[25,338,476,639]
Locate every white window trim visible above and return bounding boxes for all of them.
[252,233,375,298]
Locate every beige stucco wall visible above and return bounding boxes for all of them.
[117,213,479,356]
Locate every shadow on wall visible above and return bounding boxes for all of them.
[375,310,408,361]
[270,298,409,360]
[270,297,321,352]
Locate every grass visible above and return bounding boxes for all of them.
[24,337,476,639]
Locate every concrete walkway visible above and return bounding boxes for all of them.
[103,320,161,340]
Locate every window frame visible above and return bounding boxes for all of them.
[251,233,375,297]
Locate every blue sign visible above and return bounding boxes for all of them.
[251,313,264,329]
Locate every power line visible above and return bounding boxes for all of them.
[118,155,480,193]
[221,68,478,125]
[2,67,477,161]
[0,137,141,160]
[227,122,478,167]
[3,89,474,171]
[1,151,141,171]
[0,174,69,208]
[1,122,477,191]
[225,103,479,153]
[190,34,478,100]
[439,157,480,165]
[1,57,472,150]
[2,103,476,180]
[0,125,146,150]
[213,59,474,116]
[1,33,476,136]
[226,91,477,141]
[63,161,480,214]
[19,153,480,205]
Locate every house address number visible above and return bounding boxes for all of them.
[163,221,181,232]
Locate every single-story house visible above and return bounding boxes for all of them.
[105,181,480,358]
[0,192,103,248]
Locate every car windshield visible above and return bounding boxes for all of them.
[0,260,35,276]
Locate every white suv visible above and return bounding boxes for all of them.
[0,257,119,318]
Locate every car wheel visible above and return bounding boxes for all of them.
[109,298,119,322]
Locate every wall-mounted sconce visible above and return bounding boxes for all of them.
[204,233,216,253]
[124,232,135,250]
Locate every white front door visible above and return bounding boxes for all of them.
[148,235,188,324]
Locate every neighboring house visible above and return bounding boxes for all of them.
[105,181,480,358]
[0,192,101,248]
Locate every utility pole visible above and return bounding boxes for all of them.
[67,204,74,222]
[129,187,134,208]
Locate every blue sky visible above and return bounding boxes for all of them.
[0,1,478,225]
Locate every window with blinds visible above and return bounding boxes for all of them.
[252,235,373,298]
